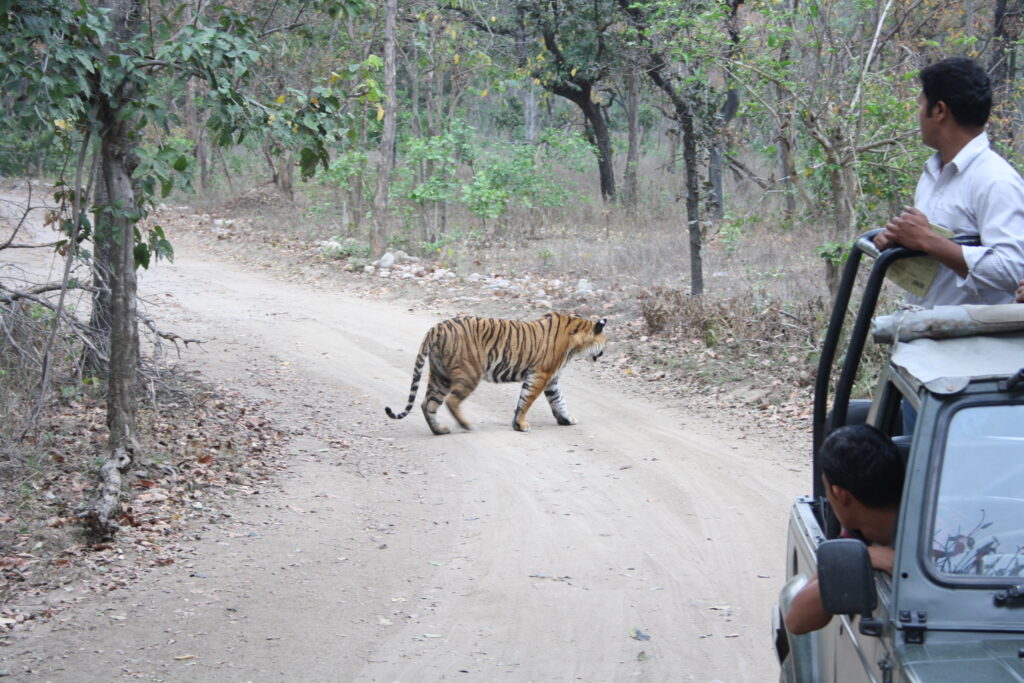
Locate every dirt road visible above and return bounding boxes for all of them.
[6,231,806,682]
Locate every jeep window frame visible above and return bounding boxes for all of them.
[923,395,1024,590]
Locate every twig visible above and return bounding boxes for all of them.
[28,124,94,439]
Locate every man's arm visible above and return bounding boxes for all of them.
[1017,278,1024,303]
[874,207,968,277]
[784,575,832,635]
[784,546,895,636]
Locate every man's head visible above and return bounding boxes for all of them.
[821,424,904,515]
[919,57,991,130]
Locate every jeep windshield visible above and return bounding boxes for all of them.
[930,402,1024,582]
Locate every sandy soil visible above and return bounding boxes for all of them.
[3,216,808,682]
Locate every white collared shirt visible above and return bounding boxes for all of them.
[912,131,1024,307]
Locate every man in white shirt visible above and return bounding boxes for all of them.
[874,57,1024,307]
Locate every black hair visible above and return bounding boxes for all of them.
[920,57,991,128]
[820,424,904,508]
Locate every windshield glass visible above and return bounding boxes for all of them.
[931,403,1024,580]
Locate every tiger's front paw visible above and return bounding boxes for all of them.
[555,415,577,426]
[513,420,531,432]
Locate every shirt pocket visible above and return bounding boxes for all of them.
[924,200,974,237]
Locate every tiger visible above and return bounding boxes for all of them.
[385,312,607,434]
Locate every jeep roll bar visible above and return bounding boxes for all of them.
[810,229,979,504]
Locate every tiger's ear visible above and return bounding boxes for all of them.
[594,318,606,334]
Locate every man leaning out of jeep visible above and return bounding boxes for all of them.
[785,424,905,635]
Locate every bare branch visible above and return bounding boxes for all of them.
[0,183,36,250]
[0,281,93,302]
[851,129,918,157]
[138,311,204,357]
[725,154,771,190]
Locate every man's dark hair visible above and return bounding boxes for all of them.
[920,57,992,128]
[821,424,904,508]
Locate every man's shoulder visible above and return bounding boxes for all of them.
[964,147,1024,187]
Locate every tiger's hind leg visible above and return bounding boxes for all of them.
[445,375,480,431]
[421,371,452,435]
[543,376,577,426]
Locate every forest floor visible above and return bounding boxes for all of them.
[1,188,812,682]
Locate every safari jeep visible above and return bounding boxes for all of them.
[773,231,1024,682]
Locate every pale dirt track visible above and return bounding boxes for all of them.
[6,231,807,682]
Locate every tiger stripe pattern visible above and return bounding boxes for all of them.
[385,312,607,434]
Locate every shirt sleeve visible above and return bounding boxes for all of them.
[957,175,1024,301]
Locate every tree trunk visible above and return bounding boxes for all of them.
[633,47,704,295]
[584,95,616,201]
[778,127,798,216]
[681,108,703,296]
[406,40,422,138]
[371,0,398,256]
[101,82,140,455]
[545,72,615,199]
[989,0,1021,149]
[776,0,799,217]
[666,126,678,174]
[623,68,640,212]
[709,0,743,220]
[277,150,294,201]
[514,7,539,144]
[825,144,857,295]
[556,83,615,201]
[424,21,440,137]
[86,177,113,377]
[524,84,539,144]
[80,0,142,538]
[186,77,210,194]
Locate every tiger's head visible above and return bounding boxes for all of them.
[570,315,607,362]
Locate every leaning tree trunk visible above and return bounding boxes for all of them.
[615,0,705,294]
[582,94,616,202]
[548,78,617,201]
[79,0,143,538]
[641,56,704,295]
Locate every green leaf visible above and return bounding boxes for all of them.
[299,147,319,177]
[134,242,151,270]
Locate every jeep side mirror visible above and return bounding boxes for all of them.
[818,539,883,637]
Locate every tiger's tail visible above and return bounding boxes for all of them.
[385,331,432,420]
